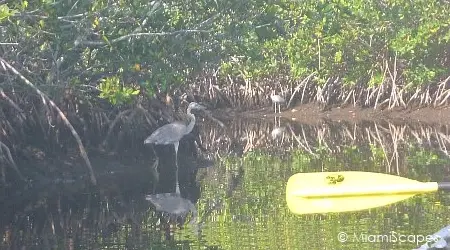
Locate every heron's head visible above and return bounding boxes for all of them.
[188,102,207,111]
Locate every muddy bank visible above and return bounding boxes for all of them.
[229,104,450,126]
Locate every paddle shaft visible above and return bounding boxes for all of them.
[438,182,450,190]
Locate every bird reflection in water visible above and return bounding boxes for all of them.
[271,114,286,145]
[145,193,198,230]
[271,126,286,141]
[145,136,202,236]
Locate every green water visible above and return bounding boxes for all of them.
[2,119,450,249]
[189,150,450,250]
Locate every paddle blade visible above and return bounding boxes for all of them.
[286,171,438,215]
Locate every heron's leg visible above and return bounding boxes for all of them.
[150,157,159,193]
[149,145,160,192]
[174,141,180,194]
[150,145,158,160]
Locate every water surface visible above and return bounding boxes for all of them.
[2,117,450,249]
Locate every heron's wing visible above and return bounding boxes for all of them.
[145,122,187,144]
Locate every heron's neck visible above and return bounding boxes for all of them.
[185,108,196,134]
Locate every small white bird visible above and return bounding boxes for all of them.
[270,90,285,114]
[271,126,286,140]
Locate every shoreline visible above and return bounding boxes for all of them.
[232,104,450,126]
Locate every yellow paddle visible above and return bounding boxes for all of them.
[286,171,450,215]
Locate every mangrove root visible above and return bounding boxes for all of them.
[0,57,97,185]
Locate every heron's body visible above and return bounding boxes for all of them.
[144,102,206,194]
[144,121,191,145]
[270,91,285,114]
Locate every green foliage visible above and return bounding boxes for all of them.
[368,72,384,88]
[406,145,450,181]
[369,144,386,164]
[0,4,18,23]
[407,146,450,167]
[216,0,449,86]
[98,76,140,105]
[403,64,444,87]
[1,0,449,106]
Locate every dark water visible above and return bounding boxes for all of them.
[2,117,450,249]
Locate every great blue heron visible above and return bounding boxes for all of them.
[270,90,285,114]
[144,102,206,194]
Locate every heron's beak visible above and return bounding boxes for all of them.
[197,104,207,110]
